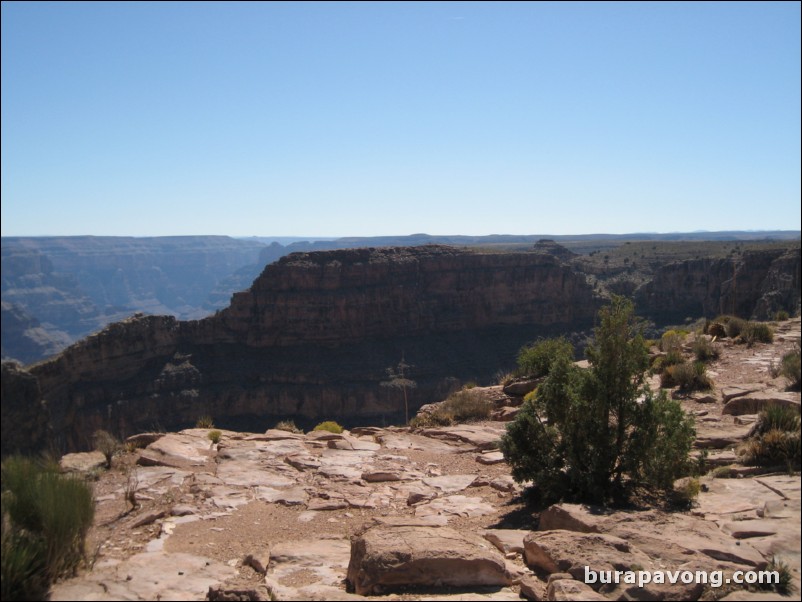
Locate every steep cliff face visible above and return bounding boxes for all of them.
[753,247,802,319]
[217,246,594,346]
[634,248,800,322]
[26,246,599,450]
[1,361,52,457]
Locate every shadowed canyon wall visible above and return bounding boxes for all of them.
[3,242,800,454]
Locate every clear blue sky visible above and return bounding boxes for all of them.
[2,1,800,237]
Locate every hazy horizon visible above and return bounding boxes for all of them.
[2,2,800,237]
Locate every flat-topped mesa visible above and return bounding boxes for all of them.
[214,245,596,346]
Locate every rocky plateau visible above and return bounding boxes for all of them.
[47,317,800,601]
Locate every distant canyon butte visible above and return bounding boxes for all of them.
[1,233,799,455]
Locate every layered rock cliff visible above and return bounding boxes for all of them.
[7,242,801,455]
[633,247,801,323]
[22,246,598,451]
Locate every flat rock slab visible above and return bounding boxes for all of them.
[693,420,754,449]
[60,450,107,473]
[547,578,609,601]
[418,425,505,450]
[346,525,511,595]
[268,537,354,601]
[722,391,800,416]
[482,529,530,555]
[476,451,506,465]
[422,474,478,493]
[50,552,236,601]
[721,384,767,403]
[138,432,213,467]
[415,495,497,520]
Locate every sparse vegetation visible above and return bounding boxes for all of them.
[774,310,790,322]
[313,421,344,434]
[93,429,119,469]
[671,476,701,508]
[275,420,303,434]
[738,405,801,470]
[660,360,713,392]
[779,346,801,390]
[1,457,94,600]
[207,429,222,445]
[714,315,747,339]
[380,358,417,425]
[196,415,215,429]
[501,297,696,504]
[516,337,574,379]
[740,321,774,346]
[410,388,492,428]
[692,336,720,362]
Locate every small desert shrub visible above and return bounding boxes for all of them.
[693,337,720,362]
[313,421,343,434]
[661,361,712,391]
[779,347,801,391]
[760,555,796,595]
[756,404,801,436]
[774,310,790,322]
[462,381,478,390]
[659,330,684,352]
[516,337,574,379]
[1,456,94,597]
[715,315,747,339]
[710,466,736,478]
[740,322,773,346]
[495,371,515,386]
[92,430,119,469]
[207,430,222,445]
[411,389,492,427]
[275,420,303,434]
[671,476,701,507]
[195,415,215,429]
[739,429,801,469]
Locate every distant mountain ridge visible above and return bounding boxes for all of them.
[2,231,799,364]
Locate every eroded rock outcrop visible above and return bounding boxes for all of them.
[26,246,599,451]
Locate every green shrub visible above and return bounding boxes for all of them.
[501,297,695,504]
[92,429,119,469]
[774,310,790,322]
[710,466,736,478]
[756,404,801,436]
[313,421,344,434]
[740,322,774,346]
[1,457,94,598]
[275,420,303,434]
[780,347,801,391]
[516,337,574,379]
[195,415,215,429]
[762,555,796,595]
[661,361,713,391]
[692,337,720,362]
[207,430,222,444]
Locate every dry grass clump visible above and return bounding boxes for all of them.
[660,361,713,392]
[692,336,720,362]
[410,389,492,428]
[275,420,303,434]
[738,405,801,469]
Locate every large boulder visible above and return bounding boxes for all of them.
[346,525,511,595]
